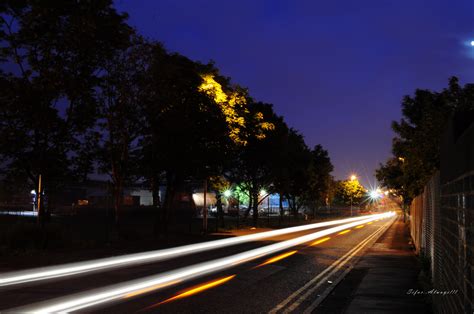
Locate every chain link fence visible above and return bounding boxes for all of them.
[410,117,474,314]
[411,171,473,313]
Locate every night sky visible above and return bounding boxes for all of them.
[116,0,474,186]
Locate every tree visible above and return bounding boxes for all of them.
[95,36,152,225]
[376,77,474,202]
[305,144,334,215]
[208,175,231,228]
[231,102,283,225]
[335,179,365,207]
[0,0,131,222]
[141,52,234,234]
[272,129,311,218]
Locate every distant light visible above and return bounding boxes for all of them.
[471,40,474,47]
[369,190,381,200]
[260,189,267,196]
[30,190,36,195]
[350,174,357,181]
[223,190,232,198]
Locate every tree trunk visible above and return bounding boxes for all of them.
[162,171,176,237]
[152,175,162,237]
[244,196,252,219]
[113,181,123,226]
[215,191,224,229]
[252,189,259,227]
[279,192,284,225]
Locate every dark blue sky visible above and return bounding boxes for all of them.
[116,0,474,186]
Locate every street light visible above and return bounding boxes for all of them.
[349,174,357,216]
[223,189,232,198]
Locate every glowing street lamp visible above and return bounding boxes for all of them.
[223,190,232,198]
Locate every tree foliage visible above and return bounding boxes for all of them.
[0,0,131,219]
[0,2,337,233]
[376,77,474,204]
[334,179,365,206]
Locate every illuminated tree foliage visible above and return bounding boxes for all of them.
[334,179,365,206]
[198,74,274,145]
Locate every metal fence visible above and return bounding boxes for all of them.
[410,171,473,313]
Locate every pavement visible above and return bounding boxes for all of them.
[317,215,431,313]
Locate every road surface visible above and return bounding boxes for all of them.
[0,213,396,313]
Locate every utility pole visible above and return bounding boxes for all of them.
[37,174,43,225]
[350,196,353,217]
[203,179,207,233]
[267,195,270,226]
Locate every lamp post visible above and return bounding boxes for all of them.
[203,179,207,233]
[350,174,357,216]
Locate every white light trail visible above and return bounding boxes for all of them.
[13,212,395,313]
[0,213,388,288]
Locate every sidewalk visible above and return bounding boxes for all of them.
[317,215,431,313]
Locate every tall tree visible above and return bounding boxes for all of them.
[305,144,334,215]
[273,129,311,218]
[96,36,151,225]
[232,102,283,225]
[142,52,233,234]
[0,0,131,221]
[376,77,474,203]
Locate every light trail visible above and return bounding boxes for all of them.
[0,213,389,288]
[355,225,365,229]
[338,230,351,235]
[257,250,298,267]
[151,275,236,306]
[12,212,395,313]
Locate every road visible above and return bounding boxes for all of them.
[0,212,396,313]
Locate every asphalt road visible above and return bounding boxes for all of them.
[0,214,396,313]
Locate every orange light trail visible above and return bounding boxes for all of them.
[153,275,236,306]
[355,225,364,229]
[338,229,351,235]
[367,222,373,225]
[310,237,331,246]
[257,250,298,267]
[124,280,181,299]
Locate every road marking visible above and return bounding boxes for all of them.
[338,229,351,235]
[310,237,331,246]
[257,251,298,267]
[269,217,395,314]
[355,225,364,229]
[299,218,394,314]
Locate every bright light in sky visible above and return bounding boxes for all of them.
[471,40,474,47]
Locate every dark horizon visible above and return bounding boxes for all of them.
[116,0,474,186]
